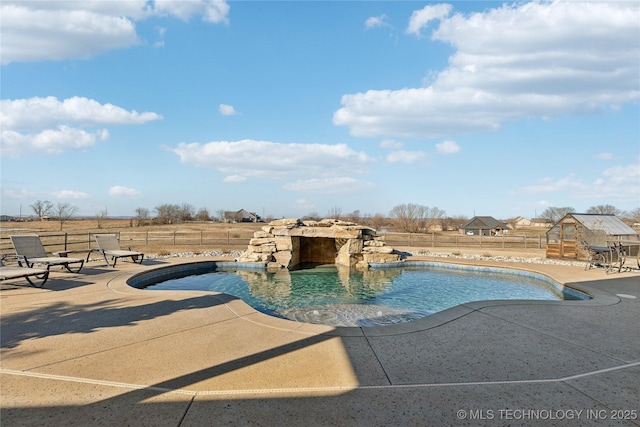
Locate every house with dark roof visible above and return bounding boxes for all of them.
[224,209,262,223]
[546,213,639,260]
[460,216,509,236]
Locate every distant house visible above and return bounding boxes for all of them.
[224,209,262,223]
[546,213,639,260]
[513,216,531,228]
[460,216,509,236]
[531,218,553,228]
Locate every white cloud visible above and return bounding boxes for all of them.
[0,0,230,64]
[436,140,461,154]
[335,2,640,138]
[380,139,403,150]
[2,189,37,199]
[283,177,374,194]
[1,126,108,157]
[386,150,425,164]
[219,104,239,116]
[1,97,162,130]
[0,97,161,157]
[171,139,373,179]
[365,15,390,29]
[108,186,141,197]
[52,190,89,199]
[405,4,452,37]
[223,174,247,183]
[154,0,230,24]
[516,159,640,204]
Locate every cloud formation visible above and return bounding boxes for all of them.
[365,15,390,29]
[171,139,374,193]
[405,4,452,36]
[436,140,461,155]
[334,1,640,138]
[516,158,640,204]
[109,186,141,197]
[0,97,161,157]
[385,150,425,164]
[219,104,239,116]
[0,0,230,64]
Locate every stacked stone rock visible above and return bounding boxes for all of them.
[236,218,402,270]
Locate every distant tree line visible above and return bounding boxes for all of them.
[26,199,640,232]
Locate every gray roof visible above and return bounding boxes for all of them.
[461,216,507,230]
[570,214,638,236]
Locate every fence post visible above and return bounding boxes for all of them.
[227,230,230,250]
[502,235,505,248]
[456,234,458,248]
[539,235,542,249]
[173,231,176,246]
[64,233,68,251]
[431,233,435,248]
[145,231,149,245]
[200,230,203,245]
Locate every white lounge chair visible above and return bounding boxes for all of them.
[9,234,84,273]
[91,234,144,267]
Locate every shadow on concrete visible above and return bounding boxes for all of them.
[0,293,237,349]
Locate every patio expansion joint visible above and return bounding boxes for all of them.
[2,361,639,397]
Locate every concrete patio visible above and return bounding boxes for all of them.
[1,255,639,426]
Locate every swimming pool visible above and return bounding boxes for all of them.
[129,261,589,327]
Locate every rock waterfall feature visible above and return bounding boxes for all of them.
[236,218,403,270]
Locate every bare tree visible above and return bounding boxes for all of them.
[302,211,321,221]
[369,213,388,231]
[30,200,53,220]
[178,203,195,222]
[627,207,640,224]
[586,204,622,216]
[154,204,179,224]
[195,207,210,222]
[53,202,78,231]
[540,207,575,223]
[214,209,226,222]
[327,206,342,220]
[346,210,361,224]
[96,208,108,229]
[389,203,445,233]
[134,207,150,226]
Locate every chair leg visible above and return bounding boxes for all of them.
[24,271,50,288]
[64,260,84,273]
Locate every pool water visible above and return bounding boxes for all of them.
[138,263,583,327]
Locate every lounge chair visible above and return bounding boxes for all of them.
[0,260,50,288]
[91,234,144,267]
[10,234,84,273]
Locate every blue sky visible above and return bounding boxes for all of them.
[1,0,639,220]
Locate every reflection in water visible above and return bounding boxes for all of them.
[142,263,568,327]
[239,264,403,307]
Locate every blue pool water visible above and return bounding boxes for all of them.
[133,262,588,327]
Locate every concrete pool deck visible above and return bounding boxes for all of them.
[1,255,639,426]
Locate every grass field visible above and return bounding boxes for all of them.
[1,218,550,259]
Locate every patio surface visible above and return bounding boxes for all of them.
[1,255,639,426]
